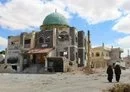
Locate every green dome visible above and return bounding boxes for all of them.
[43,12,68,26]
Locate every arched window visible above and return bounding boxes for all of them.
[96,52,100,57]
[58,31,69,41]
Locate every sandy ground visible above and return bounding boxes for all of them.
[0,69,129,92]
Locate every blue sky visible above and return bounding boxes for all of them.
[69,15,126,45]
[0,0,130,57]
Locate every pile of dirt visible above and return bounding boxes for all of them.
[67,67,95,75]
[83,67,95,75]
[103,83,130,92]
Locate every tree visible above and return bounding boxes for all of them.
[0,50,5,54]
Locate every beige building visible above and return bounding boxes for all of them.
[91,45,111,68]
[91,44,123,68]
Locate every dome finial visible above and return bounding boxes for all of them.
[55,9,57,13]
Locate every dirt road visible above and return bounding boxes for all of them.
[0,69,129,92]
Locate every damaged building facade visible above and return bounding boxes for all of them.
[6,11,88,72]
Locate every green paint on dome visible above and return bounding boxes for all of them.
[43,12,68,26]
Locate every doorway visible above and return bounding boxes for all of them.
[47,58,63,72]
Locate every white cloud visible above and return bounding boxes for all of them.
[0,36,7,49]
[117,36,130,48]
[116,36,130,57]
[121,0,130,13]
[0,0,70,31]
[0,0,125,31]
[112,0,130,34]
[65,0,122,24]
[113,14,130,34]
[121,49,130,57]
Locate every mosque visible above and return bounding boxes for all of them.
[6,11,88,72]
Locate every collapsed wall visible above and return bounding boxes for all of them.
[0,64,16,73]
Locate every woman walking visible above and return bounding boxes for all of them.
[114,64,121,82]
[107,65,113,82]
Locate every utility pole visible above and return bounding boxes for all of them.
[87,30,91,69]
